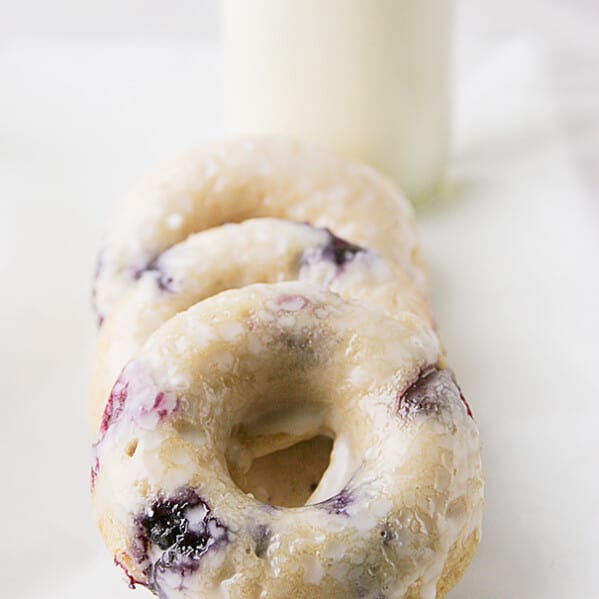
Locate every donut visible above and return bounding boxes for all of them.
[90,137,483,598]
[91,282,483,599]
[89,218,429,431]
[92,137,427,324]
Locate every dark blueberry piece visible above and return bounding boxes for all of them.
[132,487,229,592]
[148,266,175,293]
[143,498,191,550]
[132,255,175,293]
[318,488,354,516]
[397,368,473,419]
[322,232,364,266]
[300,230,366,270]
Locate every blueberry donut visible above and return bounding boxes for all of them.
[92,283,483,599]
[89,218,429,431]
[92,137,426,324]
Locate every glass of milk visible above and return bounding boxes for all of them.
[221,0,453,204]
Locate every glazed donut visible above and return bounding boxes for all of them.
[90,137,483,598]
[92,283,482,599]
[89,218,429,431]
[92,137,426,323]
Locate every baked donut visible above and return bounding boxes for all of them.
[89,218,429,431]
[92,283,483,599]
[90,137,483,598]
[92,137,426,324]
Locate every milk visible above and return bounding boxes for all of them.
[222,0,453,203]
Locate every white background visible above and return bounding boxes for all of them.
[1,2,598,598]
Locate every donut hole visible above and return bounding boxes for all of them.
[229,434,334,508]
[225,401,343,508]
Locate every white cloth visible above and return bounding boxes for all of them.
[0,4,598,598]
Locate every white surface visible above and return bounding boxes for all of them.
[1,3,599,599]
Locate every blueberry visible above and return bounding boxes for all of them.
[132,255,174,293]
[131,488,229,593]
[99,376,129,435]
[321,231,364,266]
[318,488,354,516]
[397,368,473,419]
[96,368,181,441]
[143,499,191,551]
[301,230,365,270]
